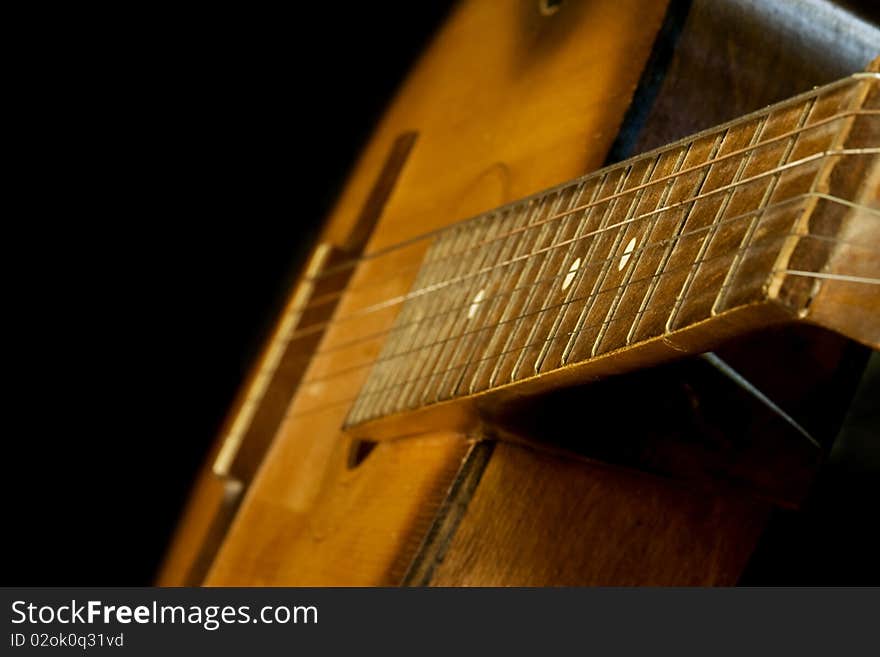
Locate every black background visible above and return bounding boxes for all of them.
[8,3,454,585]
[6,2,879,586]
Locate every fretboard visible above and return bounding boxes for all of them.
[346,71,879,427]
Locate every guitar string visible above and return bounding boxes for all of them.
[314,243,880,395]
[329,129,880,418]
[780,270,880,285]
[302,105,879,315]
[290,231,880,420]
[287,145,878,345]
[250,78,880,423]
[312,201,875,385]
[302,195,875,384]
[343,154,880,418]
[321,230,880,395]
[291,171,879,357]
[309,77,878,286]
[287,263,880,423]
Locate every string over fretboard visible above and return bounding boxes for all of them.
[346,72,879,427]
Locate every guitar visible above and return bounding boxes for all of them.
[159,0,879,586]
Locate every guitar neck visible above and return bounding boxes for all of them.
[346,71,879,433]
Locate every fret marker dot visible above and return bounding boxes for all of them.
[619,237,637,271]
[562,258,580,291]
[468,288,486,319]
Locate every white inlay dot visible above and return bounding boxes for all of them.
[618,237,637,271]
[468,288,486,319]
[562,258,581,291]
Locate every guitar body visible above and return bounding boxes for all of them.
[159,1,879,586]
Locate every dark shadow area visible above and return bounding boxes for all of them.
[7,0,878,586]
[7,3,454,585]
[741,354,880,585]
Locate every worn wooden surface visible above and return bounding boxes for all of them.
[200,0,671,586]
[159,1,878,586]
[343,73,878,438]
[428,442,769,586]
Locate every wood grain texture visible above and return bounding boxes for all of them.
[197,0,669,586]
[207,432,470,585]
[631,0,880,155]
[344,73,878,436]
[429,442,770,586]
[162,1,876,587]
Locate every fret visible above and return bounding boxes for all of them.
[394,213,498,413]
[530,166,632,373]
[348,222,465,424]
[488,186,581,386]
[428,206,517,402]
[627,123,759,344]
[482,192,563,389]
[672,99,817,331]
[646,122,756,338]
[398,203,530,409]
[449,201,545,397]
[493,174,605,383]
[563,154,661,364]
[563,135,734,362]
[344,73,878,428]
[624,132,726,345]
[373,221,478,420]
[366,223,468,418]
[773,77,880,315]
[591,144,690,356]
[660,118,772,331]
[466,194,563,393]
[715,78,872,314]
[506,181,590,381]
[561,163,648,365]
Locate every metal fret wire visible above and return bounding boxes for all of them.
[303,230,880,423]
[522,174,616,378]
[284,86,879,422]
[305,106,878,315]
[666,105,790,333]
[440,186,581,402]
[305,189,879,389]
[385,204,532,415]
[310,73,879,287]
[295,238,880,422]
[565,135,723,365]
[289,143,879,347]
[487,182,594,389]
[332,225,878,408]
[408,193,559,411]
[588,140,694,359]
[481,168,634,391]
[303,110,880,318]
[316,149,876,367]
[454,172,622,406]
[717,70,872,315]
[515,167,629,383]
[556,153,661,370]
[382,207,516,415]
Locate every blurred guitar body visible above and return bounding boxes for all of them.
[159,0,880,586]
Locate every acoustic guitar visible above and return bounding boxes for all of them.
[159,0,879,586]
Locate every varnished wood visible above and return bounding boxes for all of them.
[346,73,878,436]
[200,0,672,587]
[160,1,879,587]
[207,431,470,586]
[428,442,769,586]
[158,134,420,585]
